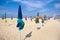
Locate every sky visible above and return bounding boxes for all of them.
[0,0,60,18]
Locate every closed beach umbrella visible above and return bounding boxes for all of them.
[16,5,25,31]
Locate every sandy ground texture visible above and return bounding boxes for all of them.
[0,18,60,40]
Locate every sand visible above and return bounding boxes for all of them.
[0,18,60,40]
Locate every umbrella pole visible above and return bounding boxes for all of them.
[19,31,21,40]
[20,31,21,40]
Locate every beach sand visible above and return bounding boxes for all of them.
[0,18,60,40]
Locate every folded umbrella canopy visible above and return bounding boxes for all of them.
[16,5,25,30]
[4,12,7,23]
[35,12,39,23]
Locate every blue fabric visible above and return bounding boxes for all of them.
[17,22,22,27]
[16,19,25,30]
[16,5,25,31]
[18,6,22,19]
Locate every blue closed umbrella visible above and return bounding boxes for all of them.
[16,5,25,31]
